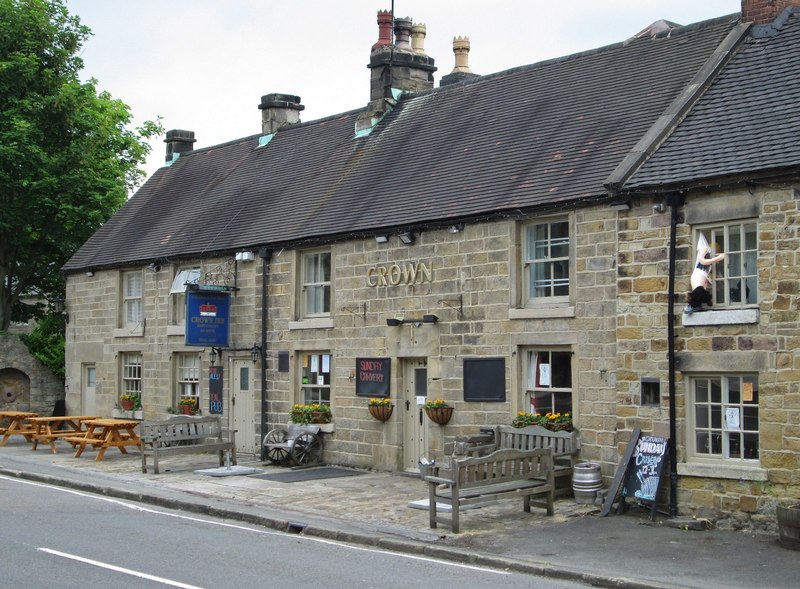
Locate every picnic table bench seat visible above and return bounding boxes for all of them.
[424,447,554,534]
[140,416,236,474]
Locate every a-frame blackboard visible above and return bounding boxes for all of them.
[601,428,641,517]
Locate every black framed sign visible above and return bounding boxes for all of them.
[463,357,505,402]
[355,358,391,397]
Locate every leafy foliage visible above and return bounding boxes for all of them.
[18,313,65,379]
[0,0,162,329]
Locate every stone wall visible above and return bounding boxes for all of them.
[0,333,64,414]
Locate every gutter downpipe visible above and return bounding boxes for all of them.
[258,247,271,461]
[666,192,685,517]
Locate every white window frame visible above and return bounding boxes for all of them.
[121,352,142,400]
[687,374,759,463]
[299,352,331,405]
[522,218,570,306]
[170,267,201,325]
[300,250,331,318]
[523,349,572,415]
[176,353,200,404]
[695,222,758,308]
[122,271,143,326]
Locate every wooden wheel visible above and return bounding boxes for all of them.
[290,431,323,466]
[263,429,290,464]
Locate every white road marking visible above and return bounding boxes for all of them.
[38,547,204,589]
[3,474,509,575]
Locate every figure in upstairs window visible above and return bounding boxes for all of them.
[685,234,725,314]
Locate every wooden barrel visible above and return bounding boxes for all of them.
[777,504,800,550]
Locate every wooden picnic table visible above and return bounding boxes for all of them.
[0,410,39,446]
[28,415,99,453]
[65,418,141,461]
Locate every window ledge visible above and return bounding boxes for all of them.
[509,306,575,320]
[678,461,767,481]
[166,325,185,336]
[682,308,759,326]
[113,325,144,338]
[288,317,334,330]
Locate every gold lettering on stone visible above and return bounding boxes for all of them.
[365,262,433,287]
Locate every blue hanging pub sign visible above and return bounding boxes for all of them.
[185,289,231,348]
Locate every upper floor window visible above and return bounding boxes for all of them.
[523,219,569,304]
[301,251,331,317]
[121,352,142,399]
[524,349,572,415]
[300,352,331,405]
[170,267,201,325]
[122,271,143,326]
[698,222,758,307]
[689,374,759,462]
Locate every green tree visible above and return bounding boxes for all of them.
[0,0,162,332]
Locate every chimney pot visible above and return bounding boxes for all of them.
[393,17,412,49]
[164,129,196,163]
[372,10,394,51]
[411,23,427,53]
[258,93,304,135]
[451,36,473,74]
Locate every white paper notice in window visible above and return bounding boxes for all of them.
[725,408,740,430]
[311,355,319,372]
[322,354,330,373]
[539,364,551,387]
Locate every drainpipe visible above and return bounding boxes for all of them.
[666,192,685,517]
[258,247,271,460]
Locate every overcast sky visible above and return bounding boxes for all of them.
[65,0,740,181]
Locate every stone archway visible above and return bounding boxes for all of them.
[0,367,31,410]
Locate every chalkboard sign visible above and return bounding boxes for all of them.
[209,366,223,415]
[355,358,391,397]
[622,435,668,502]
[463,357,505,402]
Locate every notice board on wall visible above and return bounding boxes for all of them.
[463,357,505,402]
[355,358,390,398]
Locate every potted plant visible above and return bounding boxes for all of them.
[512,411,574,432]
[290,403,332,424]
[119,393,139,411]
[178,397,198,415]
[424,399,453,425]
[368,397,393,422]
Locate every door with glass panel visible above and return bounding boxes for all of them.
[402,359,428,472]
[232,359,257,455]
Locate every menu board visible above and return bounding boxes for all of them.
[355,358,390,398]
[622,435,668,502]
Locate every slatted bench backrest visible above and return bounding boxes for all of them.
[142,417,222,444]
[453,448,552,488]
[495,425,578,458]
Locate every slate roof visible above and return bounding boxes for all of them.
[623,8,800,192]
[64,15,738,273]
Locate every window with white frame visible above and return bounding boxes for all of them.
[524,350,572,415]
[689,375,759,461]
[176,353,200,405]
[170,267,201,325]
[121,352,142,399]
[122,271,143,326]
[300,352,331,405]
[697,222,758,307]
[301,251,331,317]
[523,219,570,305]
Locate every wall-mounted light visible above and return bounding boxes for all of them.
[398,231,415,245]
[249,343,262,363]
[374,234,388,244]
[235,251,256,262]
[51,297,69,323]
[653,201,667,213]
[85,271,94,277]
[386,318,402,326]
[422,314,439,323]
[387,314,439,326]
[609,200,631,211]
[209,347,223,366]
[447,223,465,234]
[146,262,162,272]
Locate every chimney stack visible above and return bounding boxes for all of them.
[258,93,304,135]
[440,37,480,87]
[164,129,196,163]
[741,0,800,24]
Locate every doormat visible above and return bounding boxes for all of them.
[250,467,367,483]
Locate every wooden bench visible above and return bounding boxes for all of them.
[494,424,579,498]
[424,447,554,534]
[263,424,324,467]
[140,416,236,474]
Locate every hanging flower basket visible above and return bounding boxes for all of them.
[368,404,394,422]
[425,406,453,426]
